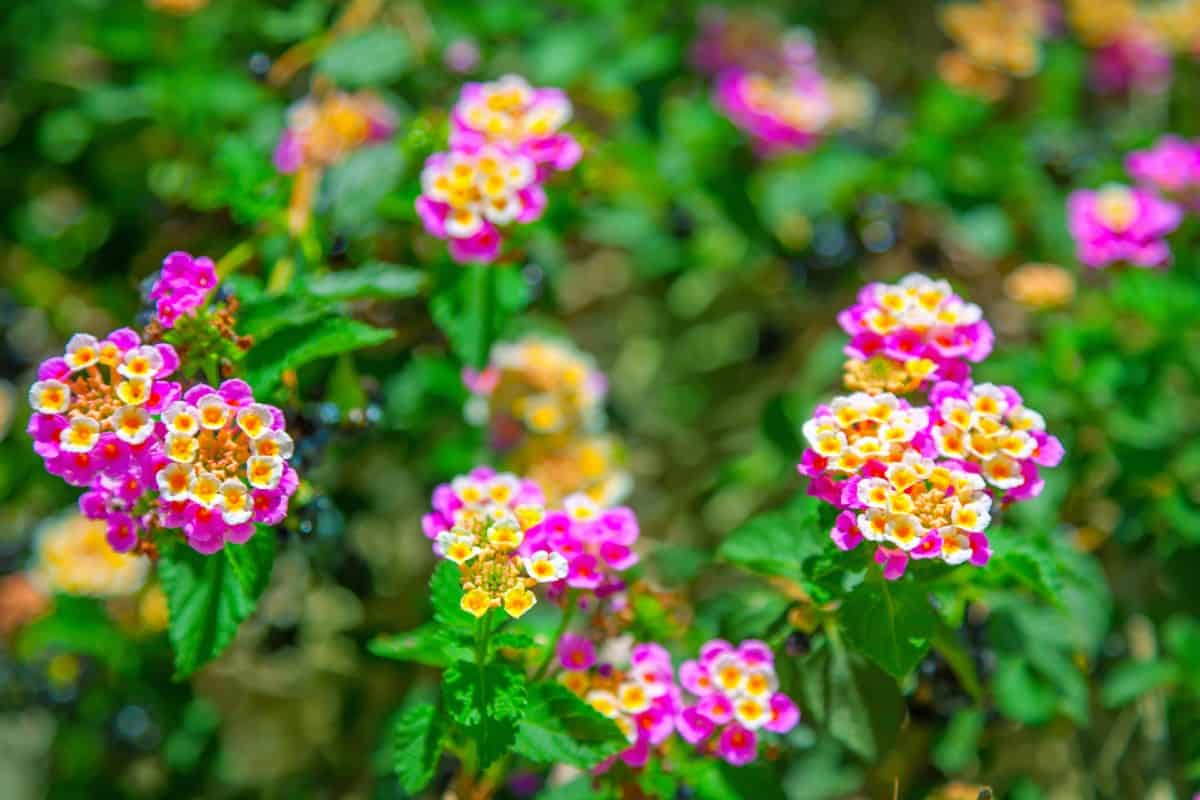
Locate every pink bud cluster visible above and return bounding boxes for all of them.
[798,274,1062,580]
[557,637,679,770]
[1064,134,1200,270]
[150,251,218,329]
[415,75,581,264]
[676,639,799,766]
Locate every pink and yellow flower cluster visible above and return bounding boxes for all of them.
[27,261,297,556]
[837,273,994,387]
[676,639,799,766]
[558,638,680,769]
[466,336,629,506]
[417,75,581,264]
[799,274,1061,580]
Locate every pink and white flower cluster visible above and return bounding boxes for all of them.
[1063,133,1200,270]
[421,466,546,550]
[676,639,800,766]
[416,75,581,264]
[149,250,218,329]
[518,492,639,601]
[694,13,831,155]
[28,325,296,555]
[799,274,1062,580]
[837,273,994,386]
[558,637,680,770]
[927,381,1063,502]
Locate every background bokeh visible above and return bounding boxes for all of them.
[3,0,1200,798]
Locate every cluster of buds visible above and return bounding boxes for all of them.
[27,257,299,556]
[557,637,679,769]
[465,336,629,506]
[838,273,993,389]
[142,251,252,378]
[676,640,799,766]
[800,274,1061,580]
[417,75,581,264]
[937,0,1049,101]
[518,492,639,601]
[273,88,396,233]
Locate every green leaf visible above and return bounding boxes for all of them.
[159,533,276,678]
[797,635,904,761]
[392,704,445,795]
[368,623,470,667]
[513,683,627,768]
[1101,660,1180,708]
[317,28,411,87]
[430,560,475,632]
[717,494,822,581]
[932,708,985,773]
[307,262,425,301]
[242,316,395,395]
[839,576,936,680]
[444,660,528,768]
[430,264,529,368]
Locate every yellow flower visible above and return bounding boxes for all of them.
[502,587,536,618]
[460,588,492,618]
[32,513,149,598]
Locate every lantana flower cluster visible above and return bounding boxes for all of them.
[27,257,297,556]
[800,274,1061,580]
[675,639,800,766]
[422,466,563,619]
[693,11,830,155]
[273,88,396,233]
[417,75,581,264]
[518,492,639,602]
[936,0,1048,101]
[466,336,630,506]
[557,637,679,769]
[837,273,993,389]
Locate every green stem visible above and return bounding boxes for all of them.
[202,355,220,387]
[532,590,579,681]
[471,263,494,370]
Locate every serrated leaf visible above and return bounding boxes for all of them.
[242,316,394,395]
[717,494,822,581]
[839,576,936,680]
[797,636,904,761]
[392,704,445,795]
[308,262,425,301]
[159,534,276,678]
[492,631,536,651]
[513,683,626,768]
[444,660,528,768]
[430,559,475,632]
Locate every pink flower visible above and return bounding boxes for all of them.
[557,633,596,671]
[1126,135,1200,200]
[831,510,863,550]
[715,68,830,156]
[1091,27,1171,96]
[1068,184,1182,269]
[765,693,800,734]
[874,546,909,580]
[717,724,758,766]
